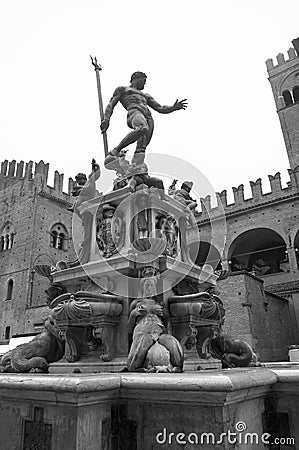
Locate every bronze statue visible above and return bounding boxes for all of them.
[101,71,187,165]
[169,180,198,211]
[127,271,184,372]
[96,205,125,258]
[210,331,260,368]
[69,159,101,212]
[0,284,66,373]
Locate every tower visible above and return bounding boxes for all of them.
[0,160,75,339]
[266,38,299,171]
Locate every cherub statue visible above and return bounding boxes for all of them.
[69,159,102,212]
[169,180,198,211]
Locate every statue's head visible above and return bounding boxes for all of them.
[130,71,147,90]
[75,173,87,186]
[136,194,148,208]
[102,204,115,218]
[181,181,193,193]
[141,277,158,298]
[139,267,159,297]
[206,286,220,296]
[45,283,67,306]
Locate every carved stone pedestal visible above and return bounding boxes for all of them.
[49,293,123,372]
[51,188,220,373]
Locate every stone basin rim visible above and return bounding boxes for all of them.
[0,368,278,393]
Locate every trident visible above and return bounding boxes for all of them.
[90,56,108,157]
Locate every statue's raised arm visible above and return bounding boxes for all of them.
[146,95,187,114]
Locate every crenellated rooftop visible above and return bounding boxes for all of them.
[197,166,299,222]
[0,160,74,204]
[266,39,299,75]
[1,159,299,221]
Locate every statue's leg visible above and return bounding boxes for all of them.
[132,117,154,164]
[158,334,184,369]
[127,334,154,371]
[111,111,149,159]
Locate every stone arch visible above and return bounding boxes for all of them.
[228,228,288,275]
[279,69,299,93]
[189,240,222,270]
[50,223,68,250]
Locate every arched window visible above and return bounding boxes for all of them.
[293,85,299,103]
[50,223,68,250]
[282,90,293,107]
[0,222,14,251]
[6,279,13,300]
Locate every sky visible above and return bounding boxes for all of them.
[1,0,299,204]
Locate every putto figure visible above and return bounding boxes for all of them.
[101,71,187,165]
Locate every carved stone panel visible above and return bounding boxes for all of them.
[22,407,52,450]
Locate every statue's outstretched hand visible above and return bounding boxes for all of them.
[173,99,188,111]
[100,118,110,133]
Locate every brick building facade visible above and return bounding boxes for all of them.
[0,161,76,340]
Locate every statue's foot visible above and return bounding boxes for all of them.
[109,148,120,157]
[1,366,17,373]
[172,366,183,373]
[66,355,79,363]
[152,365,171,373]
[30,367,48,374]
[134,367,148,373]
[104,149,120,171]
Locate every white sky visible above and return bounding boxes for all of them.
[1,0,298,204]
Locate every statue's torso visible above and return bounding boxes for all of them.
[133,298,166,339]
[133,314,165,339]
[119,87,152,118]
